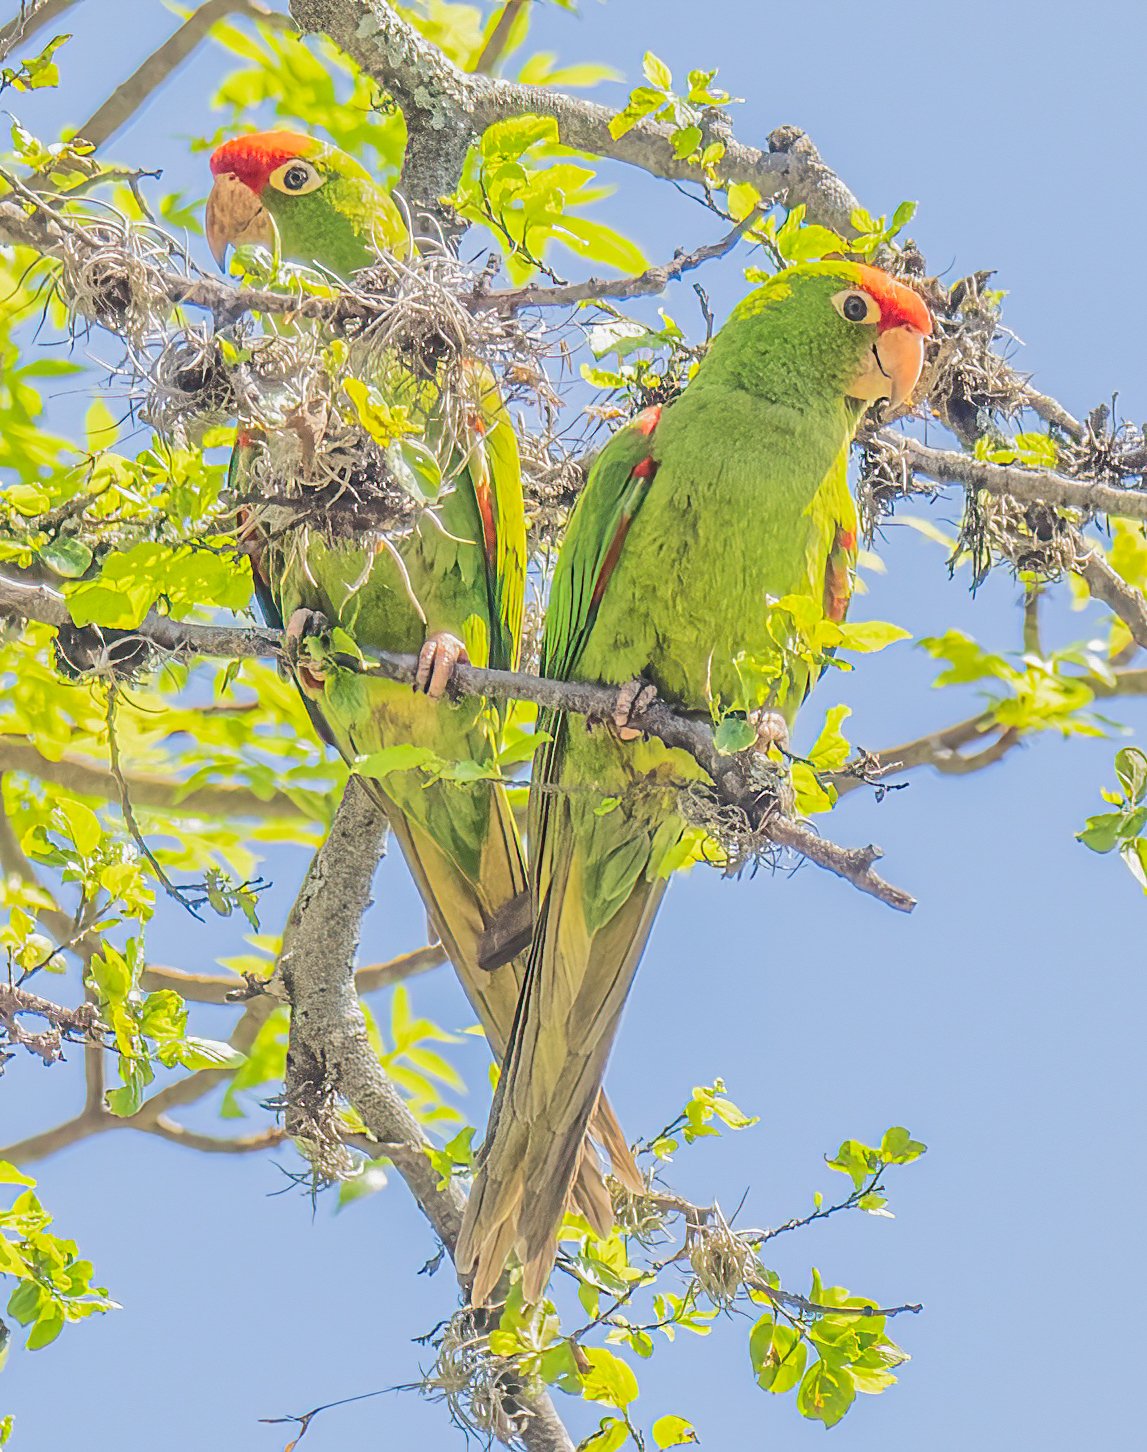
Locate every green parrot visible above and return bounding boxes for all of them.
[206,132,640,1228]
[457,261,932,1304]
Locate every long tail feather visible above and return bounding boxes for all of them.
[362,774,636,1235]
[458,857,666,1303]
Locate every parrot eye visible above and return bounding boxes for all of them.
[268,158,325,196]
[831,289,881,326]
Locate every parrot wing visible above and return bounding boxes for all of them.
[458,408,666,1304]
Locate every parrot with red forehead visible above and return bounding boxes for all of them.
[206,131,641,1230]
[206,131,409,274]
[458,261,932,1305]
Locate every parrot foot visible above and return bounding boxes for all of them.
[750,708,790,755]
[415,631,469,699]
[612,679,657,741]
[284,609,333,693]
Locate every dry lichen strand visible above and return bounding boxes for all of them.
[426,1309,531,1442]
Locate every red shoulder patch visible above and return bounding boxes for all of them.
[633,404,662,437]
[823,525,857,623]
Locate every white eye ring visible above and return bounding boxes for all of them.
[268,159,325,196]
[831,289,881,325]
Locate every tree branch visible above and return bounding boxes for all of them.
[0,737,311,821]
[0,980,104,1065]
[831,713,1017,797]
[894,435,1147,523]
[1073,538,1147,652]
[139,1115,287,1153]
[75,0,291,151]
[472,0,525,76]
[0,0,76,61]
[0,989,278,1164]
[139,943,446,1003]
[289,0,861,235]
[275,777,575,1452]
[0,574,914,912]
[0,570,280,660]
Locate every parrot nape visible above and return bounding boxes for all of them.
[457,262,932,1305]
[207,132,641,1228]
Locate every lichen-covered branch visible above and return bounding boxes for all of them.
[275,778,575,1452]
[0,0,76,60]
[0,981,104,1066]
[289,0,861,233]
[894,435,1147,523]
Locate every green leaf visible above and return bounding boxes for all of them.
[1115,747,1147,805]
[357,744,444,780]
[807,704,852,771]
[0,1161,35,1187]
[652,1414,698,1448]
[755,1322,807,1393]
[779,224,846,262]
[85,399,118,451]
[671,125,702,159]
[581,1345,639,1409]
[879,1126,927,1164]
[578,1416,631,1452]
[834,620,912,653]
[106,1082,144,1118]
[5,483,49,516]
[1078,812,1124,854]
[642,51,672,90]
[891,199,917,232]
[825,1138,878,1190]
[797,1358,856,1427]
[58,798,101,856]
[713,716,756,754]
[749,1312,775,1374]
[25,1305,65,1350]
[39,538,93,578]
[726,182,761,222]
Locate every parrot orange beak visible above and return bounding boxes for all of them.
[846,325,927,410]
[205,171,273,267]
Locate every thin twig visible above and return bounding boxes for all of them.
[105,683,202,914]
[76,0,291,150]
[482,208,762,314]
[472,0,525,75]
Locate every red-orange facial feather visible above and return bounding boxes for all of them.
[854,264,932,336]
[209,131,313,196]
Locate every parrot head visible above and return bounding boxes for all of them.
[205,130,408,280]
[724,262,932,411]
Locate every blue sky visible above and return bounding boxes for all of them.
[3,1,1147,1448]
